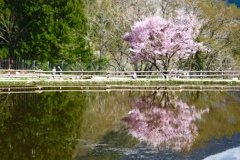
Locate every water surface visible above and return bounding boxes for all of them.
[0,85,240,160]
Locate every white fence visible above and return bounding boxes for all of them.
[0,70,239,80]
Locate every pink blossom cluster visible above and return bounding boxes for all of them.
[123,11,204,69]
[123,98,209,151]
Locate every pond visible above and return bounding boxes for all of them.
[0,85,240,160]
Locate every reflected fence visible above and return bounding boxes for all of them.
[0,69,240,80]
[1,85,240,94]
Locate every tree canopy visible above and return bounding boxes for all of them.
[0,0,91,63]
[0,0,240,71]
[123,10,204,71]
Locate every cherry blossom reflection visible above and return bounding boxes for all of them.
[123,91,209,151]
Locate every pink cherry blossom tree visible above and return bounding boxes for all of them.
[122,91,209,151]
[123,10,204,71]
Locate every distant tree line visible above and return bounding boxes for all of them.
[0,0,240,71]
[0,0,92,65]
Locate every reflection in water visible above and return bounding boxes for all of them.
[0,89,87,160]
[123,90,209,152]
[203,146,240,160]
[1,86,240,159]
[75,91,140,160]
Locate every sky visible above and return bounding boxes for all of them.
[203,146,240,160]
[226,0,240,7]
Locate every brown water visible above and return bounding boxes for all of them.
[0,85,240,160]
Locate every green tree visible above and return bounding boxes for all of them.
[0,0,92,64]
[179,0,240,70]
[0,0,23,59]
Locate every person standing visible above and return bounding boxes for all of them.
[52,66,56,75]
[132,72,137,79]
[57,66,62,75]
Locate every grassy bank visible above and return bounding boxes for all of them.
[0,77,239,86]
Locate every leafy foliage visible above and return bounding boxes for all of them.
[0,0,92,63]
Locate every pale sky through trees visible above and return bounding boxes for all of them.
[226,0,240,7]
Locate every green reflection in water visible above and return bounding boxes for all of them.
[121,90,240,154]
[1,88,240,160]
[76,91,140,159]
[178,91,240,150]
[0,91,87,160]
[76,90,240,159]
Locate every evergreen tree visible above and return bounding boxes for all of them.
[0,0,92,63]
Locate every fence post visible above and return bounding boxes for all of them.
[106,63,109,70]
[62,61,64,71]
[8,58,10,76]
[8,58,11,70]
[201,70,202,79]
[222,70,223,79]
[33,60,36,70]
[22,59,24,70]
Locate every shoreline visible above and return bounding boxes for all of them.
[0,77,239,86]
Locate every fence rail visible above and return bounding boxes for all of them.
[0,70,239,80]
[0,59,102,71]
[1,85,240,94]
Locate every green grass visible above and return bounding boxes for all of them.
[0,77,238,86]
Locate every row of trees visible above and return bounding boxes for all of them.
[0,0,240,71]
[0,0,91,64]
[85,0,240,71]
